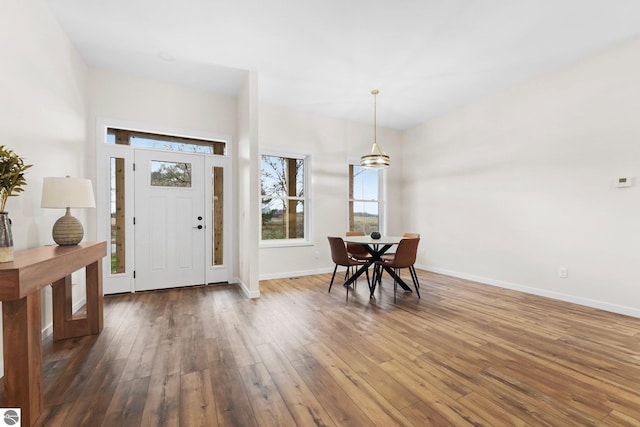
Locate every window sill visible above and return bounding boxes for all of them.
[260,240,314,249]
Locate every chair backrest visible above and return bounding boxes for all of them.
[345,231,369,258]
[327,236,352,266]
[402,232,420,239]
[389,237,420,268]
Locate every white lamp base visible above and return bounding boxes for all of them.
[52,208,84,246]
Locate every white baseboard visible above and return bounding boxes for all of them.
[42,323,53,339]
[235,277,260,298]
[419,264,640,318]
[259,267,334,281]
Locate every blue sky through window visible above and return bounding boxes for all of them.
[352,165,378,214]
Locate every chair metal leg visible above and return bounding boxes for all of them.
[344,267,358,288]
[345,267,351,301]
[393,268,398,303]
[329,264,338,292]
[410,265,420,298]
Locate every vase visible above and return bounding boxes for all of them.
[0,212,14,262]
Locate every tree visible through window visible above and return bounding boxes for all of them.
[150,161,192,187]
[261,155,306,240]
[349,164,380,234]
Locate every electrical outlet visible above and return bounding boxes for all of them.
[558,267,568,278]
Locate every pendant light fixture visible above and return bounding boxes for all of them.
[360,89,390,169]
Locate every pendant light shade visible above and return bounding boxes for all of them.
[360,89,390,169]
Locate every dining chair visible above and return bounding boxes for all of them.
[346,230,372,259]
[375,237,421,302]
[376,233,420,287]
[345,231,370,288]
[380,232,420,261]
[327,236,371,300]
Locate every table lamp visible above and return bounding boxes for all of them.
[41,176,96,245]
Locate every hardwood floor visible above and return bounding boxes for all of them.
[18,270,640,426]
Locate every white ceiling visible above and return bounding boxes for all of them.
[47,0,640,130]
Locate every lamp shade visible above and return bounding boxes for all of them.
[41,177,96,208]
[360,152,391,169]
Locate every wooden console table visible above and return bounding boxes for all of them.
[0,242,106,426]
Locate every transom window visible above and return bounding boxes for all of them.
[261,153,309,243]
[107,128,225,155]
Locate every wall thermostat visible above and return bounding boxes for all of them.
[615,177,633,188]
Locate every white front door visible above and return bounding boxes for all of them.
[134,149,206,291]
[98,123,234,295]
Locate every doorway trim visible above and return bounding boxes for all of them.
[95,117,234,294]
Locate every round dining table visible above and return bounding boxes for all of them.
[342,235,413,297]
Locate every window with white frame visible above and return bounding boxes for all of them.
[261,153,309,243]
[349,164,383,234]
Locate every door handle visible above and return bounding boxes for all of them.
[197,216,203,221]
[193,225,203,230]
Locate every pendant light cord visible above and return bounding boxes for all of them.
[371,89,382,154]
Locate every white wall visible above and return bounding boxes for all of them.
[88,69,237,138]
[0,0,90,375]
[237,72,261,297]
[258,104,403,279]
[402,37,640,316]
